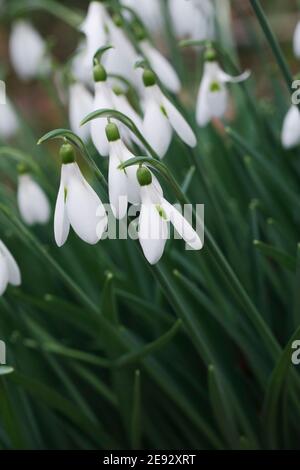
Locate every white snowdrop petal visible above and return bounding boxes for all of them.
[66,169,106,244]
[206,85,228,119]
[163,97,197,147]
[91,83,114,156]
[9,20,48,80]
[0,253,9,296]
[69,83,93,142]
[140,41,181,94]
[118,143,141,205]
[0,100,18,139]
[293,21,300,58]
[281,105,300,149]
[162,200,202,250]
[54,181,70,247]
[108,147,128,219]
[18,175,50,225]
[80,1,108,70]
[0,240,21,286]
[143,99,172,158]
[218,69,251,84]
[139,200,168,265]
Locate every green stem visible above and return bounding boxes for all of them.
[249,0,294,98]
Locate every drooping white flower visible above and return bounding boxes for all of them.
[54,143,107,247]
[120,0,163,33]
[17,171,50,226]
[281,105,300,149]
[139,40,181,94]
[136,166,202,265]
[79,1,109,74]
[0,240,21,296]
[169,0,214,40]
[105,122,140,219]
[196,58,250,127]
[0,100,18,139]
[293,21,300,58]
[142,69,196,158]
[9,20,50,80]
[69,82,93,142]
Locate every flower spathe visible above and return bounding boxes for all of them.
[196,60,250,127]
[281,105,300,149]
[54,147,107,247]
[142,76,197,158]
[0,240,21,296]
[17,173,51,226]
[9,20,50,80]
[137,168,203,265]
[69,82,93,142]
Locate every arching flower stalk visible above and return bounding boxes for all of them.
[17,165,51,226]
[54,143,107,247]
[137,166,203,265]
[142,69,197,158]
[196,49,250,127]
[0,240,21,296]
[9,20,50,80]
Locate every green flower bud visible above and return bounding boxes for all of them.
[17,163,30,175]
[59,143,76,164]
[137,166,152,186]
[143,68,156,87]
[113,14,123,27]
[134,23,146,41]
[105,122,120,142]
[204,47,217,62]
[93,63,107,82]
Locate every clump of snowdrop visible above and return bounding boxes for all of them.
[196,49,250,127]
[105,122,140,219]
[17,165,51,226]
[54,143,107,247]
[281,105,300,149]
[0,240,21,296]
[142,68,196,157]
[9,20,50,80]
[69,82,93,142]
[169,0,215,41]
[136,166,202,265]
[0,99,18,140]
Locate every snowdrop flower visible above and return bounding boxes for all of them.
[69,82,93,142]
[0,100,18,139]
[54,143,107,247]
[139,39,181,94]
[169,0,214,41]
[137,166,202,264]
[293,21,300,58]
[142,69,196,158]
[0,240,21,296]
[17,167,50,226]
[105,122,140,219]
[281,105,300,149]
[120,0,163,33]
[196,52,250,127]
[79,1,109,76]
[9,20,50,80]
